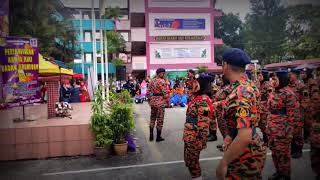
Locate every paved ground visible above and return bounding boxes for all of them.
[0,103,316,180]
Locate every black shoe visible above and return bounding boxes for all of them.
[208,134,218,142]
[268,172,279,180]
[149,127,154,141]
[292,151,302,159]
[156,129,165,142]
[216,144,223,151]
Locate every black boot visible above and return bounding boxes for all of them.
[268,172,279,180]
[156,129,165,142]
[292,145,303,159]
[149,127,154,141]
[208,130,217,142]
[269,172,290,180]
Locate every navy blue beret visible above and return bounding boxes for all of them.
[156,68,165,74]
[188,69,195,74]
[196,73,213,81]
[276,70,288,77]
[288,68,300,74]
[222,48,251,68]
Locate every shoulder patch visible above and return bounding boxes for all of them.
[237,107,248,118]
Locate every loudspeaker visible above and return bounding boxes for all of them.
[116,65,126,81]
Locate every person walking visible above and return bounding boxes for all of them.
[216,48,266,180]
[183,73,214,180]
[147,68,169,142]
[267,70,298,180]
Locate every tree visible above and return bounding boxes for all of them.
[106,31,126,55]
[214,13,244,49]
[282,4,320,59]
[9,0,79,63]
[214,13,243,65]
[243,0,286,65]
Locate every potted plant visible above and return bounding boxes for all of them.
[90,85,113,159]
[90,114,113,159]
[110,103,134,156]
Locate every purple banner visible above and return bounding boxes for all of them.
[0,0,9,46]
[0,37,40,109]
[154,18,205,30]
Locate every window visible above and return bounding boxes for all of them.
[84,31,92,42]
[85,53,93,63]
[118,9,129,20]
[120,32,129,42]
[82,11,91,19]
[131,42,146,56]
[72,12,81,19]
[96,31,101,41]
[74,59,82,63]
[131,13,145,27]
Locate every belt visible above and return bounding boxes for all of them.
[186,116,197,125]
[271,108,287,115]
[151,93,163,96]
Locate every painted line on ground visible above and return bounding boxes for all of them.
[42,149,310,176]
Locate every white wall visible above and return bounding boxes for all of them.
[131,28,146,41]
[116,20,130,30]
[149,41,211,65]
[149,13,211,36]
[132,56,147,70]
[130,0,145,12]
[148,0,210,8]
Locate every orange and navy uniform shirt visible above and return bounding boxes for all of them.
[147,77,169,108]
[267,86,298,138]
[222,75,260,139]
[183,95,214,148]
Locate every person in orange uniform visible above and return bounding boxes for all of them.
[267,70,298,180]
[288,69,306,158]
[216,48,266,180]
[187,69,197,102]
[183,73,214,180]
[147,68,169,142]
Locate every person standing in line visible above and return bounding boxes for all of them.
[187,69,197,102]
[147,68,169,142]
[309,83,320,179]
[288,69,305,159]
[183,73,214,180]
[216,48,266,180]
[266,70,298,180]
[259,70,274,145]
[207,73,218,142]
[213,75,231,151]
[301,68,317,141]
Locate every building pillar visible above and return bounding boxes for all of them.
[46,81,59,118]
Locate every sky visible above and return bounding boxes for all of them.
[215,0,320,21]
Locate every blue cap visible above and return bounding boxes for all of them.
[223,48,251,68]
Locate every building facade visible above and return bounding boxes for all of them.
[61,0,223,79]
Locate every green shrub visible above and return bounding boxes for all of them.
[90,114,113,147]
[110,103,134,144]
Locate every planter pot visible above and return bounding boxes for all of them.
[114,142,128,156]
[94,145,112,159]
